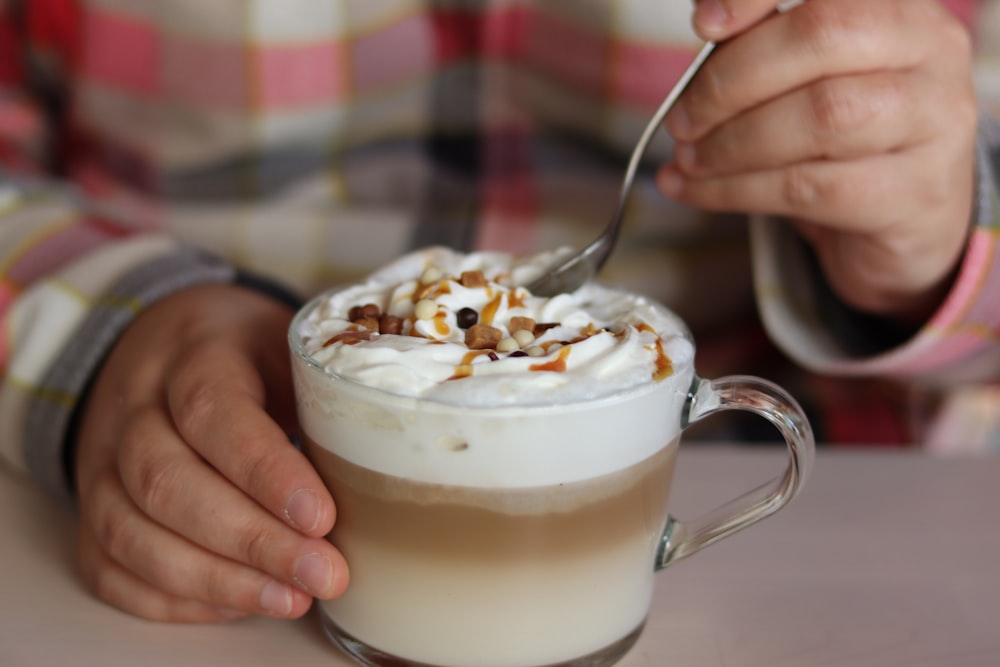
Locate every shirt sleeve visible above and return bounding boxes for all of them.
[0,7,278,499]
[0,182,247,500]
[749,112,1000,384]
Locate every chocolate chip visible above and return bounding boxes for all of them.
[456,307,479,329]
[360,303,381,319]
[348,305,364,321]
[509,350,528,357]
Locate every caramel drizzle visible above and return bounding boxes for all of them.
[529,345,571,373]
[433,311,450,336]
[507,288,526,309]
[413,279,451,302]
[448,350,493,380]
[322,330,373,347]
[480,293,503,327]
[651,339,673,381]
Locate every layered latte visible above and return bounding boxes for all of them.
[290,247,695,667]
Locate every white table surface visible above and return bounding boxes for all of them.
[2,446,998,667]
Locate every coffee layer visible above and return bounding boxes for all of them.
[309,441,677,667]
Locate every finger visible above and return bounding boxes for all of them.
[164,339,335,538]
[657,151,939,231]
[672,70,928,178]
[692,0,786,41]
[693,0,812,41]
[84,466,316,618]
[78,531,248,623]
[116,405,349,601]
[668,0,941,142]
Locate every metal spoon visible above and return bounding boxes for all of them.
[524,41,716,296]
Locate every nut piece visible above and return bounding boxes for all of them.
[414,299,438,320]
[355,317,380,331]
[496,337,519,353]
[512,329,535,348]
[420,266,443,284]
[379,313,403,335]
[508,316,536,334]
[459,270,488,288]
[465,324,502,350]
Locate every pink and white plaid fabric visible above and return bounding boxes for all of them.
[0,0,998,497]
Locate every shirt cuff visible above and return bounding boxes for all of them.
[25,243,237,501]
[750,114,1000,384]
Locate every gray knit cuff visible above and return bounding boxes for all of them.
[24,246,237,502]
[975,112,1000,231]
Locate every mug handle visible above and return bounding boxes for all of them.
[656,374,816,570]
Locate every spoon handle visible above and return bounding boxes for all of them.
[589,40,716,266]
[523,40,716,296]
[619,40,715,218]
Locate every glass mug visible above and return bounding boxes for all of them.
[289,288,815,667]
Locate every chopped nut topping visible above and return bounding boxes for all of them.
[378,313,403,335]
[509,316,535,334]
[420,266,443,284]
[328,267,668,383]
[413,282,436,301]
[512,329,535,348]
[459,270,488,288]
[355,317,380,331]
[414,299,438,320]
[496,337,519,353]
[465,323,502,350]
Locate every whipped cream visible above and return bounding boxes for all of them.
[297,247,694,406]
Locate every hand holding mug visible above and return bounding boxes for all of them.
[74,284,348,621]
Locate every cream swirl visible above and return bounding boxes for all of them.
[297,247,694,406]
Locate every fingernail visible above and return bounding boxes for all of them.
[260,580,293,616]
[294,552,333,597]
[694,0,732,35]
[674,143,697,171]
[285,488,320,533]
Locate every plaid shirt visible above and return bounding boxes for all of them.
[1,0,999,499]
